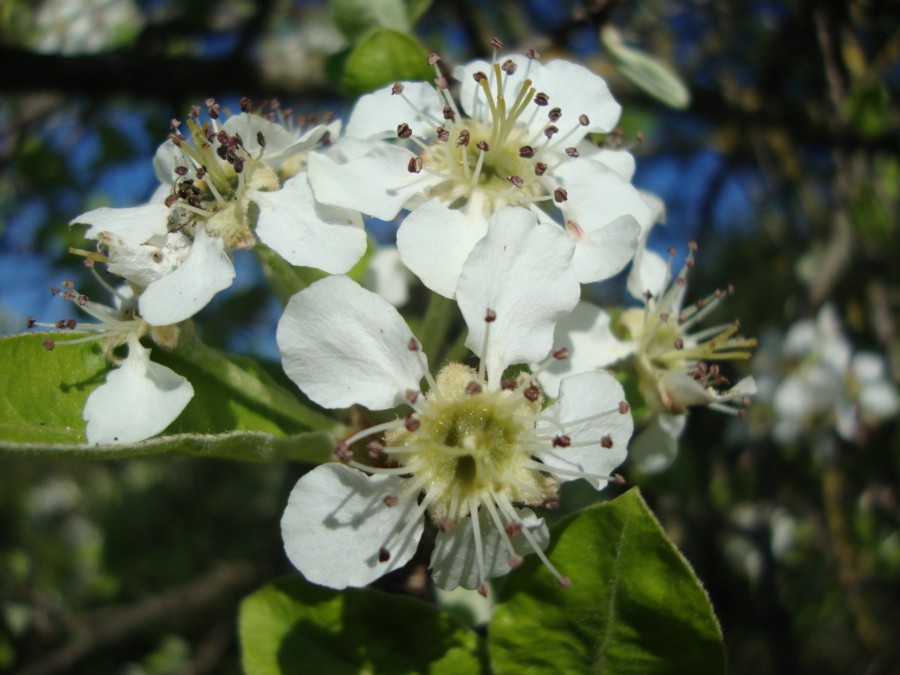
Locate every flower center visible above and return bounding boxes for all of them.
[384,362,554,526]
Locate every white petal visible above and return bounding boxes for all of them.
[84,342,193,444]
[537,371,632,489]
[364,245,412,307]
[629,413,686,474]
[138,229,235,325]
[396,200,488,298]
[782,319,817,357]
[627,246,669,300]
[430,507,548,590]
[538,302,636,397]
[575,146,636,179]
[103,231,191,288]
[345,82,443,140]
[222,113,325,167]
[859,382,899,420]
[281,464,423,590]
[250,173,366,273]
[851,352,887,384]
[307,145,433,220]
[276,275,425,410]
[71,202,170,243]
[571,213,641,284]
[458,207,579,383]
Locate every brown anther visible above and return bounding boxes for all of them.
[257,131,266,148]
[534,92,549,106]
[534,162,547,176]
[208,102,220,119]
[76,294,88,306]
[189,105,200,118]
[552,434,571,448]
[579,114,590,126]
[502,59,517,75]
[552,347,569,360]
[477,583,489,598]
[397,123,413,139]
[383,494,399,507]
[427,52,441,65]
[391,82,405,95]
[333,442,353,462]
[500,378,516,390]
[62,279,74,289]
[436,127,450,142]
[165,194,178,207]
[558,576,572,588]
[443,105,455,120]
[55,319,66,329]
[543,494,561,510]
[239,96,251,112]
[523,384,541,401]
[489,36,503,49]
[465,381,483,395]
[473,71,487,83]
[601,435,614,449]
[674,338,684,350]
[438,516,454,532]
[544,125,559,139]
[548,107,562,122]
[618,401,630,414]
[404,414,421,432]
[507,175,524,188]
[688,240,698,251]
[526,48,540,60]
[196,166,207,179]
[508,555,524,569]
[408,337,421,351]
[27,317,36,328]
[175,165,189,176]
[612,473,626,486]
[232,157,244,173]
[565,147,579,157]
[405,389,419,403]
[379,547,391,563]
[553,187,568,203]
[456,129,470,146]
[434,77,449,90]
[43,338,55,351]
[518,145,535,158]
[484,308,497,322]
[505,521,523,537]
[367,442,385,458]
[476,140,490,152]
[407,156,424,173]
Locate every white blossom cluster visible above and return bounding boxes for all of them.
[38,49,771,592]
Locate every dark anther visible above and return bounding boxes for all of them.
[523,384,540,401]
[548,107,562,122]
[379,547,391,563]
[534,162,547,176]
[518,145,534,158]
[507,175,524,188]
[618,401,630,414]
[165,194,178,207]
[465,381,483,395]
[489,37,503,49]
[427,52,441,65]
[565,147,579,157]
[601,435,613,449]
[257,131,266,148]
[397,123,412,139]
[333,442,353,462]
[500,378,516,390]
[502,59,517,75]
[674,338,684,350]
[544,125,559,139]
[383,494,399,507]
[407,157,424,173]
[405,389,419,403]
[552,435,571,448]
[473,71,487,83]
[436,127,450,142]
[456,129,470,146]
[443,105,455,120]
[404,414,421,432]
[175,165,189,176]
[240,96,252,112]
[579,114,590,126]
[232,157,244,173]
[534,92,549,106]
[526,48,540,60]
[552,347,569,360]
[391,82,405,95]
[553,187,568,203]
[505,521,523,537]
[476,140,490,152]
[27,317,36,328]
[43,338,55,351]
[408,337,421,351]
[484,308,497,322]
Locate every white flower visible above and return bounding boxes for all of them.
[33,279,193,444]
[71,104,365,325]
[363,244,413,307]
[276,214,631,592]
[774,305,898,442]
[539,244,756,473]
[308,51,654,297]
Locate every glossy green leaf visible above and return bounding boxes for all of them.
[490,489,725,675]
[601,26,690,110]
[329,0,408,43]
[240,576,488,674]
[342,28,434,96]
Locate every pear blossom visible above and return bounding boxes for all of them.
[308,47,654,297]
[276,212,632,591]
[31,278,193,444]
[71,102,365,326]
[540,243,756,473]
[773,304,898,443]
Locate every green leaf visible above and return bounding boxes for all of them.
[601,26,690,110]
[406,0,433,25]
[490,489,725,675]
[240,576,488,674]
[342,28,434,96]
[329,0,408,43]
[0,332,341,456]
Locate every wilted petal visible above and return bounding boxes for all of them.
[276,275,425,410]
[281,464,423,590]
[138,228,236,326]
